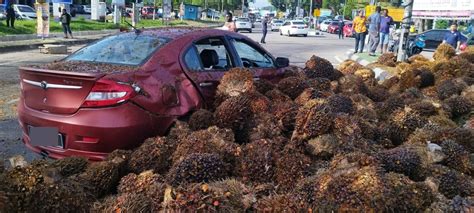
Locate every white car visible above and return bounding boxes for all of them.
[279,20,308,37]
[320,19,332,32]
[270,19,284,31]
[14,4,37,20]
[83,5,91,14]
[235,17,252,33]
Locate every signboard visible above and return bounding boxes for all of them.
[91,0,98,20]
[412,0,473,18]
[313,8,320,17]
[36,3,49,38]
[365,5,404,22]
[112,0,125,7]
[163,0,171,19]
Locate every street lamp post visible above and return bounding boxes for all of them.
[397,0,413,62]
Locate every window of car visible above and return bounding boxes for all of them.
[183,47,203,71]
[66,34,170,66]
[191,37,233,71]
[283,22,291,26]
[237,18,250,22]
[292,21,305,25]
[231,39,274,68]
[17,5,35,13]
[274,20,283,24]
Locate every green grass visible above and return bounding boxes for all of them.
[0,18,223,36]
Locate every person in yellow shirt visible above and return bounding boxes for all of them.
[352,10,367,53]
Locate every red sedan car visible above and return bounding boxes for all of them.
[343,22,354,37]
[18,28,289,160]
[327,21,340,34]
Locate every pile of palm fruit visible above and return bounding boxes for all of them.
[1,43,473,212]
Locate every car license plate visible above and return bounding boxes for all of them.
[298,27,304,29]
[28,126,64,148]
[239,23,245,25]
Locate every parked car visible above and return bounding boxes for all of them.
[319,19,332,32]
[416,29,471,50]
[279,20,309,37]
[235,17,252,33]
[71,4,86,15]
[0,4,6,20]
[83,5,91,14]
[141,6,160,19]
[343,22,354,37]
[14,4,36,20]
[18,28,289,160]
[270,19,284,31]
[327,21,340,34]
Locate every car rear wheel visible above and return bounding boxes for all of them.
[249,29,252,33]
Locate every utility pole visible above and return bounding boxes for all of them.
[397,0,413,62]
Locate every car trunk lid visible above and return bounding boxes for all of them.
[19,67,104,114]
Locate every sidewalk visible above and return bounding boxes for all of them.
[345,50,395,81]
[0,33,115,53]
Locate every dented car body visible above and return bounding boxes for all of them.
[18,28,289,160]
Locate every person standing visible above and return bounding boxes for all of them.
[379,9,393,54]
[443,23,462,51]
[367,6,381,56]
[352,10,367,53]
[223,12,236,32]
[261,16,268,44]
[6,4,15,28]
[60,9,73,39]
[338,18,345,39]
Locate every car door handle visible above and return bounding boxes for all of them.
[199,82,214,87]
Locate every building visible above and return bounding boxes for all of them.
[413,0,474,30]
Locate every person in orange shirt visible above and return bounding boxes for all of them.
[352,10,367,53]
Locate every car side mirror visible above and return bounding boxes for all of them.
[275,57,289,68]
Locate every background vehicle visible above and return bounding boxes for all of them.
[327,21,340,34]
[235,17,252,33]
[389,30,426,57]
[14,4,36,20]
[320,19,332,31]
[141,6,161,19]
[416,29,471,50]
[270,19,283,31]
[18,28,289,160]
[280,20,309,37]
[343,22,354,37]
[83,5,91,14]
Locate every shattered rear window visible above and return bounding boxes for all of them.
[66,34,170,66]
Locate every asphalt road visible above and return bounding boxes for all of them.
[241,23,354,66]
[0,25,358,165]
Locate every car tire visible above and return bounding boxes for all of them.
[303,34,307,37]
[288,31,291,37]
[280,30,282,35]
[249,29,252,33]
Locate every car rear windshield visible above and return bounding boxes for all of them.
[17,5,35,12]
[237,18,250,22]
[66,34,170,66]
[292,21,305,25]
[274,20,283,23]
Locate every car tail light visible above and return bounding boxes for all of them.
[81,79,135,108]
[292,26,297,28]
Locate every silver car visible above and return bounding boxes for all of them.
[270,19,284,31]
[235,17,252,33]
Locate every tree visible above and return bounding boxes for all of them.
[324,0,342,15]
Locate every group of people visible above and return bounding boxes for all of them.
[351,6,393,56]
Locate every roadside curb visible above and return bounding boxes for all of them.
[345,50,393,81]
[0,30,119,42]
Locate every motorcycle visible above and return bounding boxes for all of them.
[389,29,426,58]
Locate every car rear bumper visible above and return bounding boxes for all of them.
[18,98,172,161]
[289,29,309,35]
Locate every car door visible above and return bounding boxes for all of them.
[181,36,236,108]
[228,37,285,83]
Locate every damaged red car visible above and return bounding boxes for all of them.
[18,28,290,160]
